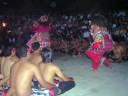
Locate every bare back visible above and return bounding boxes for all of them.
[10,61,35,96]
[29,51,42,65]
[39,63,56,84]
[39,63,72,84]
[10,59,53,96]
[0,56,19,86]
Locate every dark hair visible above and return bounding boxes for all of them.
[91,14,108,28]
[3,46,13,57]
[41,47,52,63]
[16,46,28,58]
[32,42,40,51]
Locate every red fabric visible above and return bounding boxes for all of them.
[104,58,112,68]
[92,42,99,49]
[27,48,32,53]
[54,79,59,84]
[86,49,112,70]
[86,49,101,70]
[49,88,54,96]
[26,38,34,49]
[2,89,6,96]
[32,25,50,33]
[104,34,109,39]
[103,34,113,51]
[12,48,16,53]
[104,40,113,51]
[92,61,99,71]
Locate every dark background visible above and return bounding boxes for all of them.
[0,0,128,13]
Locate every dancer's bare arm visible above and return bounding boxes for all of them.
[55,65,74,81]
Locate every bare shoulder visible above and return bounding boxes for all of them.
[10,62,20,73]
[27,62,39,70]
[14,56,19,62]
[50,63,62,72]
[1,57,5,64]
[27,61,36,67]
[47,63,60,68]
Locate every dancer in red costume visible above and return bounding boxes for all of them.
[27,15,51,50]
[85,15,114,71]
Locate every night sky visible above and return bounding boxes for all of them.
[0,0,128,12]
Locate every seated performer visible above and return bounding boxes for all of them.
[38,48,75,95]
[0,47,19,88]
[110,42,128,63]
[29,42,56,96]
[7,46,53,96]
[29,42,53,65]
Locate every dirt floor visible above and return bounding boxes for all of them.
[53,53,128,96]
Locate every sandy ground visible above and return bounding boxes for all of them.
[53,53,128,96]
